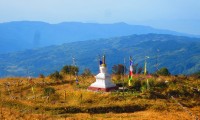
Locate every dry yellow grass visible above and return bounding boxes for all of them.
[0,75,199,119]
[43,110,199,120]
[1,106,199,120]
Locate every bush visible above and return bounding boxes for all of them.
[132,79,141,91]
[140,79,155,92]
[61,65,79,75]
[148,79,155,87]
[43,87,56,96]
[81,68,92,77]
[154,80,167,89]
[49,71,63,81]
[112,64,126,75]
[156,67,170,76]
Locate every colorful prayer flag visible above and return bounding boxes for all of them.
[128,56,133,86]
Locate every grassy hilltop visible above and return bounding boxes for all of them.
[0,73,199,119]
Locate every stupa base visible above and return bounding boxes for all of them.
[88,86,118,92]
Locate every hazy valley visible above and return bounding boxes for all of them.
[0,33,199,77]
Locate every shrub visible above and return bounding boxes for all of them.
[154,80,167,89]
[61,65,79,75]
[81,68,93,77]
[156,67,170,76]
[132,79,141,91]
[43,87,56,96]
[112,64,126,75]
[148,79,155,88]
[49,71,63,81]
[140,79,155,92]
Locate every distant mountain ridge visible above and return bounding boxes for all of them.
[0,21,198,53]
[0,33,199,77]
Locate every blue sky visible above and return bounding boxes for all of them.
[0,0,200,35]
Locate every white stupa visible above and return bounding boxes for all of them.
[88,55,117,92]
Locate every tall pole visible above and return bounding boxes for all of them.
[103,55,105,65]
[144,56,149,75]
[156,49,159,71]
[72,57,76,67]
[123,58,126,97]
[73,57,76,74]
[102,54,106,67]
[73,57,79,86]
[144,58,147,75]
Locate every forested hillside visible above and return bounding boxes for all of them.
[0,34,199,77]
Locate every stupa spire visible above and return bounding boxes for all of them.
[102,54,106,67]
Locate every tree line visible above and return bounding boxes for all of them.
[47,63,171,82]
[112,64,170,76]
